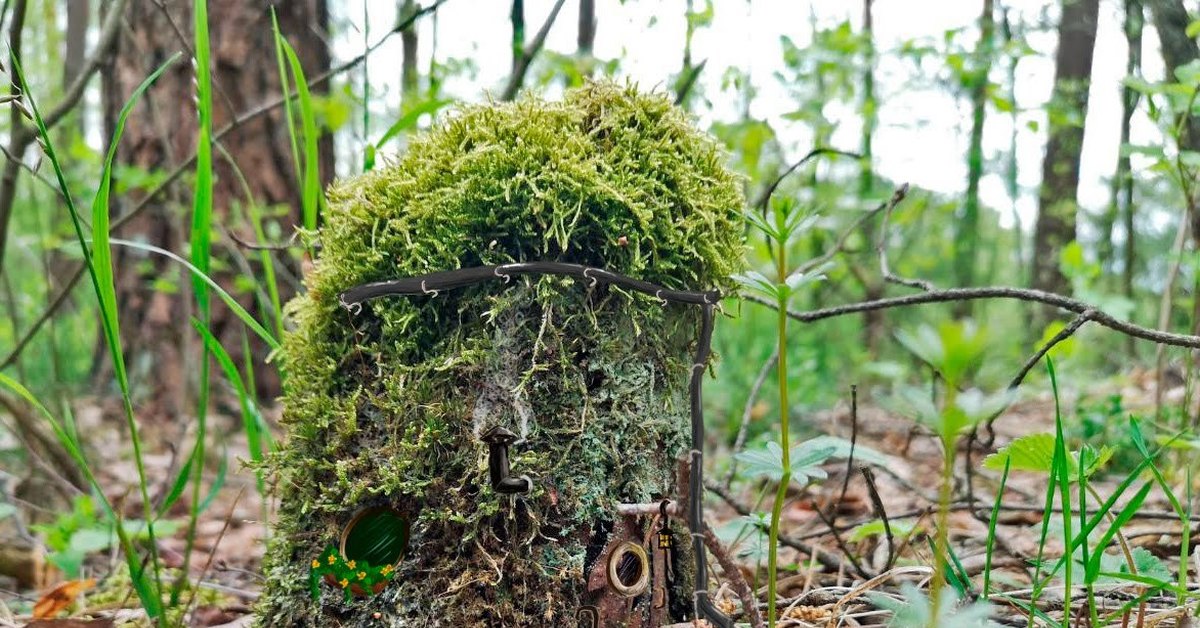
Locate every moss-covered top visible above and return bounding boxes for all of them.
[319,81,739,292]
[284,79,745,417]
[261,81,745,625]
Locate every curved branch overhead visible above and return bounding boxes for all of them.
[749,288,1200,350]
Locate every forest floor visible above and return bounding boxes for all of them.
[1,371,1194,627]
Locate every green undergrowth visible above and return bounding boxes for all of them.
[257,81,744,625]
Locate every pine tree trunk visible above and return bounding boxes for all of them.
[100,0,331,418]
[578,0,597,55]
[399,0,419,98]
[956,0,994,301]
[1031,0,1099,309]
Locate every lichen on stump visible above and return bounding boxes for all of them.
[257,82,745,626]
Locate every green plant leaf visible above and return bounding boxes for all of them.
[849,519,915,542]
[982,433,1112,481]
[733,270,780,302]
[734,440,836,485]
[802,435,889,466]
[1188,18,1200,39]
[376,98,450,147]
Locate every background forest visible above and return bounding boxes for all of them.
[5,0,1200,626]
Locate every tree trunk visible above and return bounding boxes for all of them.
[955,0,995,301]
[399,0,419,98]
[859,0,875,198]
[858,0,888,350]
[101,0,331,419]
[1031,0,1099,309]
[55,0,89,139]
[1148,0,1200,236]
[578,0,596,55]
[511,0,525,76]
[1001,8,1025,281]
[1111,0,1144,357]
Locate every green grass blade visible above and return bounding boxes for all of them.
[246,200,284,339]
[1084,481,1153,576]
[199,447,228,514]
[103,239,279,350]
[925,535,969,598]
[1047,358,1072,626]
[157,449,196,518]
[271,8,304,190]
[274,30,322,231]
[240,331,275,452]
[0,374,163,618]
[13,53,178,618]
[193,320,268,493]
[982,455,1010,600]
[997,595,1062,628]
[178,0,216,604]
[375,99,449,147]
[1182,467,1192,606]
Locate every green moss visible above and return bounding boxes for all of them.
[257,81,744,626]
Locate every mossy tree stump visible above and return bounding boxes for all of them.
[257,82,744,627]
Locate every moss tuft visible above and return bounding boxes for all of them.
[257,81,744,626]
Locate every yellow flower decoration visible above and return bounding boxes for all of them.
[311,559,320,568]
[327,554,336,565]
[339,578,350,588]
[346,560,357,569]
[380,564,393,576]
[358,571,367,580]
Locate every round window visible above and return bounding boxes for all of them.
[340,507,410,567]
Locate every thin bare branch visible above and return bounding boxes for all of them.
[874,183,933,291]
[795,195,892,275]
[674,58,706,106]
[702,523,766,628]
[0,0,128,278]
[753,147,862,211]
[747,288,1200,350]
[704,479,846,573]
[1008,310,1094,390]
[860,466,895,570]
[500,0,567,101]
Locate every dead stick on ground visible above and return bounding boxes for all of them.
[859,467,894,571]
[701,523,765,628]
[705,480,845,573]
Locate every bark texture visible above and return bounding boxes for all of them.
[100,0,331,418]
[1031,0,1100,304]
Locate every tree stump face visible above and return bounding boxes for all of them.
[255,83,744,627]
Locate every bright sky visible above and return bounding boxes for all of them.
[334,0,1168,233]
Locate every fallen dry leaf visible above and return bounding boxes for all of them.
[32,578,95,619]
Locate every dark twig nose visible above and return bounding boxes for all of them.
[481,426,531,495]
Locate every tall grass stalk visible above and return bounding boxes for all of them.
[982,456,1010,599]
[272,18,322,232]
[1048,360,1073,626]
[766,220,791,628]
[176,0,216,605]
[272,8,304,189]
[12,53,180,619]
